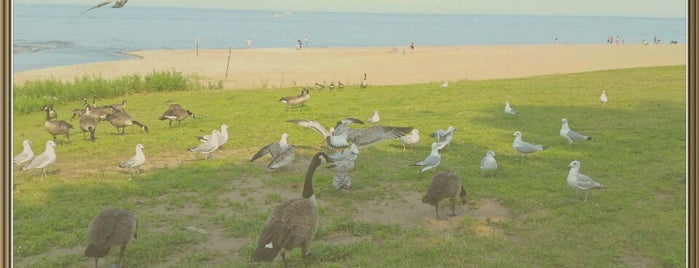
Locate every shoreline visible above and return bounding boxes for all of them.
[12,44,686,89]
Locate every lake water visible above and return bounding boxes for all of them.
[12,4,686,72]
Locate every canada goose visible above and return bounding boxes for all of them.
[158,103,195,127]
[430,126,455,150]
[189,130,220,160]
[328,81,335,91]
[512,131,547,161]
[279,88,310,111]
[250,133,289,162]
[410,142,441,173]
[567,160,606,201]
[560,118,592,146]
[266,145,296,172]
[119,144,145,175]
[13,139,34,166]
[44,105,73,142]
[337,81,344,90]
[109,99,127,112]
[599,90,608,105]
[314,81,325,91]
[399,129,420,151]
[198,124,229,147]
[367,110,380,124]
[289,118,414,150]
[480,150,498,178]
[360,73,368,90]
[22,140,56,177]
[84,104,110,120]
[71,108,86,120]
[79,113,100,142]
[251,152,331,267]
[42,104,58,120]
[504,101,518,116]
[422,171,467,220]
[82,0,128,14]
[85,208,137,268]
[105,110,149,135]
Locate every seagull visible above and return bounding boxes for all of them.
[410,142,441,173]
[512,131,547,161]
[439,81,449,88]
[431,126,455,150]
[560,118,592,146]
[480,150,498,178]
[189,130,220,160]
[288,118,413,150]
[82,0,128,14]
[399,128,420,151]
[367,110,380,124]
[199,124,229,147]
[329,144,359,190]
[119,144,145,175]
[599,90,608,105]
[504,101,519,116]
[22,140,56,177]
[251,133,290,162]
[266,145,295,172]
[13,140,34,166]
[567,160,606,201]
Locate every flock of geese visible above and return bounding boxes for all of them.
[13,84,611,267]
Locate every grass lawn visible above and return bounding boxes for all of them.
[12,65,686,267]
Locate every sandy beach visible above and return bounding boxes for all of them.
[12,44,685,89]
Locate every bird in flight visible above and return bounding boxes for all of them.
[82,0,128,14]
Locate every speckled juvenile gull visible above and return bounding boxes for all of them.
[329,144,359,190]
[13,140,34,165]
[399,128,420,151]
[480,150,498,178]
[567,160,606,201]
[512,131,547,161]
[22,140,56,177]
[560,118,592,146]
[119,144,145,175]
[410,142,441,173]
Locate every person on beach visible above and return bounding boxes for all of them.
[410,42,415,50]
[247,38,252,48]
[297,40,302,50]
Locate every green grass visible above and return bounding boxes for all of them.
[12,65,686,267]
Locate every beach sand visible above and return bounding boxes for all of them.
[12,44,685,89]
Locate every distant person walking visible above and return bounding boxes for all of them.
[616,36,620,45]
[410,42,415,50]
[297,39,302,50]
[247,38,252,48]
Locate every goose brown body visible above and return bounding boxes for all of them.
[422,171,467,219]
[85,208,137,268]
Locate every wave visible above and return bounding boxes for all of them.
[13,40,73,54]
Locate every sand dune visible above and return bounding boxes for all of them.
[12,44,685,89]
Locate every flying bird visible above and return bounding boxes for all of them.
[82,0,128,14]
[251,133,290,162]
[566,160,606,201]
[289,118,413,150]
[266,145,296,172]
[559,118,592,146]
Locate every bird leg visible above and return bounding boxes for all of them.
[449,198,457,217]
[117,244,126,268]
[281,251,289,268]
[94,258,98,268]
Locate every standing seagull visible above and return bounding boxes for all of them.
[399,128,420,151]
[85,208,137,268]
[252,152,331,267]
[566,160,606,201]
[599,90,608,105]
[22,140,57,177]
[367,110,380,124]
[559,118,592,146]
[13,140,34,166]
[199,124,229,148]
[480,150,498,178]
[439,81,449,88]
[512,131,547,161]
[504,101,519,116]
[82,0,128,14]
[188,130,220,160]
[431,126,455,150]
[410,142,441,173]
[119,144,145,175]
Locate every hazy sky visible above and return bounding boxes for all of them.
[14,0,687,18]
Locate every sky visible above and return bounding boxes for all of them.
[13,0,687,18]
